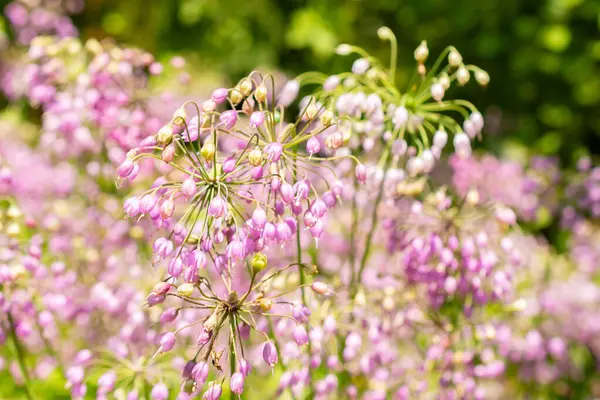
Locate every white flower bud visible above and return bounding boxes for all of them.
[475,70,490,86]
[414,41,429,63]
[456,67,470,85]
[448,49,462,67]
[336,44,352,55]
[430,83,445,102]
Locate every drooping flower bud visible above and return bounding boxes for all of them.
[208,196,227,218]
[157,125,174,145]
[201,142,216,162]
[248,148,263,166]
[430,83,445,102]
[456,66,470,85]
[230,372,245,395]
[250,111,265,128]
[177,283,195,297]
[159,332,176,353]
[311,281,333,296]
[355,164,367,184]
[192,362,209,385]
[211,88,228,104]
[475,70,490,86]
[202,382,222,400]
[293,325,309,346]
[254,84,268,103]
[151,383,168,400]
[278,80,300,107]
[219,110,237,130]
[352,58,370,74]
[263,342,278,367]
[448,49,463,67]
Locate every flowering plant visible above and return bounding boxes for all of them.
[1,3,600,399]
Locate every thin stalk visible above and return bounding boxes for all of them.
[8,313,34,400]
[351,145,393,298]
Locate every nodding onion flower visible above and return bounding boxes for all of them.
[295,27,489,182]
[148,258,321,397]
[119,73,362,274]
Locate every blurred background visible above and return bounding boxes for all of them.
[62,0,600,165]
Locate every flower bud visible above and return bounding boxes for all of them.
[305,103,319,120]
[201,142,216,162]
[248,148,263,166]
[159,332,176,353]
[238,359,252,377]
[230,372,245,395]
[211,88,228,104]
[430,83,445,102]
[414,41,429,62]
[254,84,268,103]
[238,78,253,96]
[306,136,321,155]
[355,164,367,184]
[192,362,209,385]
[251,252,268,273]
[203,382,222,400]
[160,198,174,220]
[278,80,300,107]
[263,342,278,367]
[219,110,237,130]
[336,44,352,55]
[157,125,174,145]
[250,111,265,128]
[311,281,333,296]
[259,298,273,312]
[377,26,393,40]
[230,89,244,104]
[208,196,227,218]
[177,283,195,297]
[202,99,216,113]
[456,67,470,85]
[293,325,309,346]
[439,73,451,90]
[448,49,462,67]
[172,107,187,125]
[152,282,172,296]
[475,70,490,86]
[433,129,448,149]
[352,58,370,75]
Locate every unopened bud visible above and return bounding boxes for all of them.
[254,84,268,103]
[311,281,333,296]
[448,49,462,67]
[248,148,263,167]
[251,253,268,273]
[259,298,273,312]
[336,44,352,55]
[172,107,187,125]
[230,89,244,105]
[377,26,394,40]
[456,67,470,85]
[475,70,490,86]
[201,142,216,162]
[239,78,253,96]
[320,109,335,126]
[157,125,174,145]
[414,41,429,63]
[177,283,195,297]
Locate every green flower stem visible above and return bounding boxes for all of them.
[8,313,34,400]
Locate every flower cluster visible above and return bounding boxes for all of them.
[3,8,600,400]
